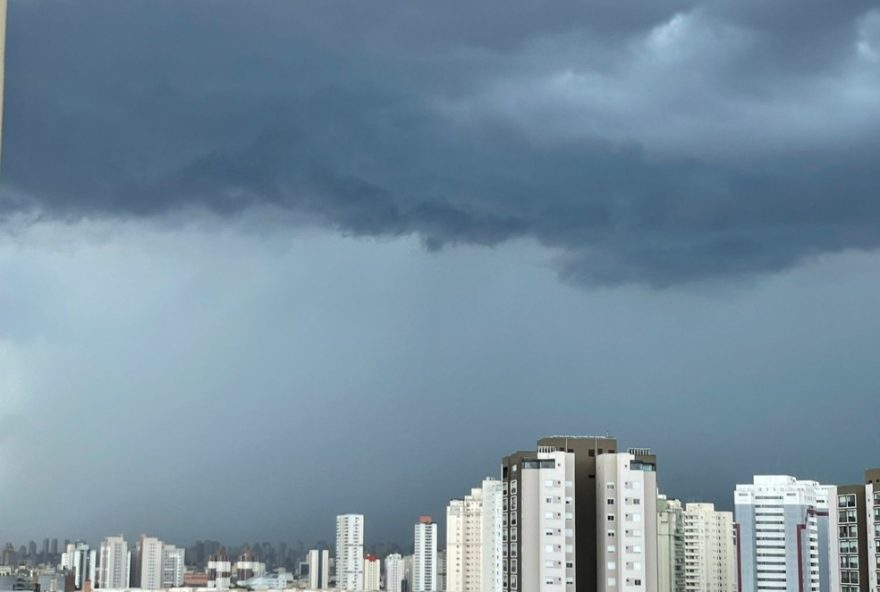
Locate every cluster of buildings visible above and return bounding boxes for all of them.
[2,435,878,592]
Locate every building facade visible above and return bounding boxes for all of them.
[161,545,185,588]
[385,553,404,592]
[501,446,577,592]
[596,450,659,592]
[832,469,880,592]
[866,470,880,592]
[136,536,164,590]
[657,496,685,592]
[414,516,437,592]
[447,487,484,592]
[735,475,835,592]
[482,478,504,592]
[364,555,381,592]
[207,553,232,590]
[60,542,97,589]
[308,549,330,590]
[682,503,736,592]
[97,536,130,589]
[337,514,365,591]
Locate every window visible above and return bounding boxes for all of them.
[607,561,616,570]
[839,494,857,508]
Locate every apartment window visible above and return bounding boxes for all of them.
[608,578,616,586]
[607,561,616,570]
[839,494,857,508]
[607,499,615,505]
[607,544,616,553]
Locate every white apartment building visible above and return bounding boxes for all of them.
[501,447,577,592]
[414,516,437,592]
[482,478,504,592]
[98,536,130,589]
[137,536,164,590]
[337,514,365,591]
[61,542,97,589]
[385,553,404,592]
[364,555,380,591]
[308,549,330,590]
[682,503,736,592]
[161,545,185,588]
[446,477,504,592]
[447,487,483,592]
[657,495,684,592]
[735,475,835,592]
[596,450,659,592]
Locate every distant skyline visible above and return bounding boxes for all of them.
[1,0,880,548]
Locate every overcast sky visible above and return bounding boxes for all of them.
[1,0,880,548]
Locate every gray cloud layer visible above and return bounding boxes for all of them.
[3,0,880,286]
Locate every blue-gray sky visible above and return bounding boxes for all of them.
[1,0,880,547]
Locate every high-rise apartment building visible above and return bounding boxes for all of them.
[234,553,266,581]
[481,478,504,592]
[136,536,164,590]
[502,435,626,592]
[364,555,381,591]
[866,470,880,592]
[97,536,130,589]
[61,542,97,589]
[447,487,484,592]
[403,554,414,592]
[501,445,577,592]
[414,516,437,592]
[735,475,835,592]
[207,552,232,590]
[161,545,185,588]
[657,495,685,592]
[596,450,659,592]
[308,549,330,590]
[337,514,365,591]
[385,553,404,592]
[682,503,736,592]
[832,468,880,592]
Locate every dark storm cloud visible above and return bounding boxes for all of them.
[3,0,880,286]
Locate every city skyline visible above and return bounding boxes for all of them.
[2,0,880,556]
